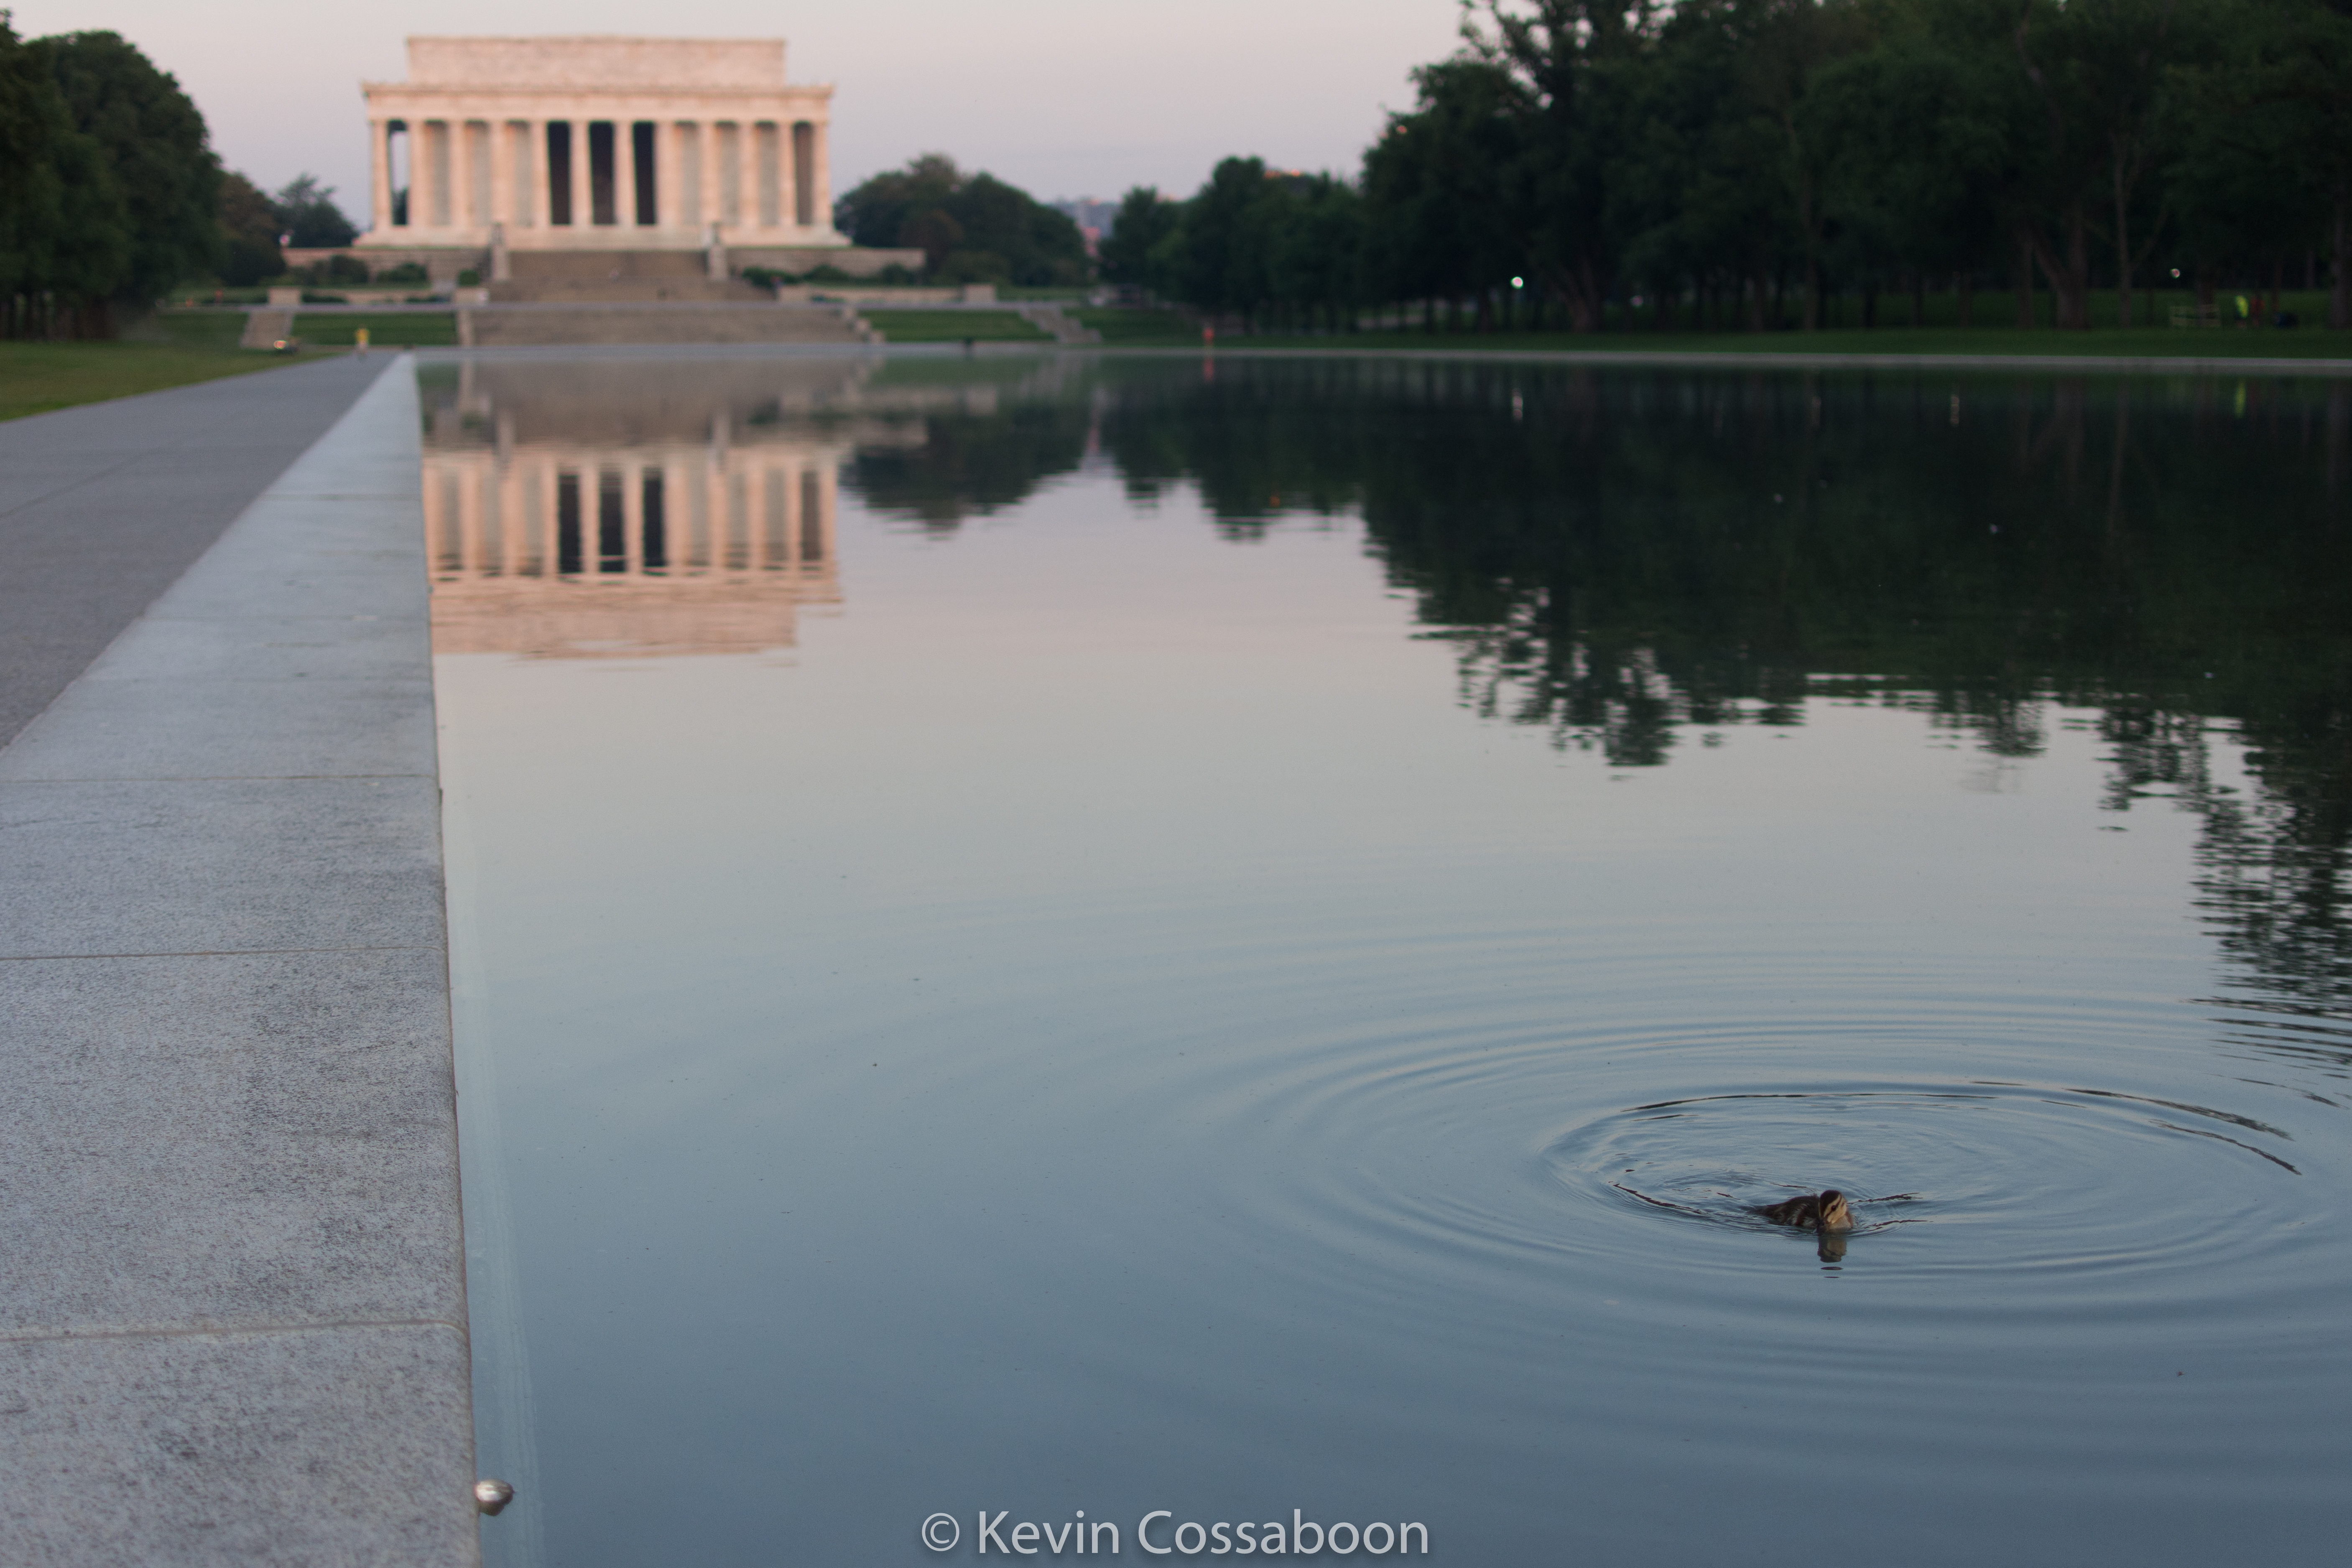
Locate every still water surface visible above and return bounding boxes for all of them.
[427,354,2351,1566]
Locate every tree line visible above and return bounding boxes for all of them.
[1102,0,2352,333]
[836,153,1091,286]
[2,18,360,336]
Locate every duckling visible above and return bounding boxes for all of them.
[1752,1189,1854,1232]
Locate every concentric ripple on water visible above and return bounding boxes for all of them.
[1545,1078,2308,1284]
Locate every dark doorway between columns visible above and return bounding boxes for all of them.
[641,470,668,569]
[555,472,582,573]
[632,122,658,226]
[589,122,617,226]
[546,122,573,226]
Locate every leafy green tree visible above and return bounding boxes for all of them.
[835,153,1088,286]
[2004,0,2213,328]
[1806,15,2013,327]
[1099,186,1180,291]
[271,172,357,249]
[1269,173,1368,331]
[0,14,128,335]
[219,171,281,286]
[1163,156,1284,322]
[1730,0,1873,329]
[0,14,71,314]
[33,29,219,308]
[1362,59,1525,327]
[2172,0,2352,326]
[1462,1,1652,332]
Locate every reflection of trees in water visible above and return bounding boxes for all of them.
[840,360,2352,1072]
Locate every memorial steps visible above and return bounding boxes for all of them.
[461,249,870,347]
[460,304,870,348]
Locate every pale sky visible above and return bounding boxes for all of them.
[11,1,1467,224]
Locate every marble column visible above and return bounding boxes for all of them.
[420,122,441,231]
[660,121,685,229]
[370,120,393,232]
[778,125,800,233]
[489,121,513,229]
[622,464,644,573]
[624,120,646,227]
[568,122,591,231]
[717,123,740,227]
[409,123,432,232]
[464,121,487,228]
[675,122,702,228]
[810,122,832,235]
[528,120,550,229]
[755,123,780,229]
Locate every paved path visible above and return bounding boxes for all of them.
[0,355,390,748]
[0,357,477,1565]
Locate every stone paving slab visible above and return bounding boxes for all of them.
[0,1324,474,1568]
[0,677,437,782]
[0,357,478,1563]
[59,613,429,686]
[0,950,461,1336]
[0,777,444,954]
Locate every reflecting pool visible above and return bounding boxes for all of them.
[427,353,2352,1567]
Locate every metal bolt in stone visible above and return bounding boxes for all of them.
[474,1479,517,1516]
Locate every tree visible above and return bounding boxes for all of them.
[33,30,219,308]
[1463,0,1653,332]
[1099,186,1180,292]
[2172,0,2352,328]
[1163,157,1283,321]
[2005,0,2212,329]
[1362,59,1525,326]
[219,171,281,286]
[1269,174,1368,331]
[834,153,1089,286]
[0,14,128,336]
[1806,17,2013,327]
[271,173,357,248]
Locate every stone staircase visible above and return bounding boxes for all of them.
[239,309,296,349]
[488,249,767,305]
[458,249,869,347]
[461,303,867,348]
[487,276,771,303]
[1015,303,1101,344]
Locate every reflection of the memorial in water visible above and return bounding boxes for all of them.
[420,357,929,657]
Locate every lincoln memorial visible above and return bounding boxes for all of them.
[359,36,870,273]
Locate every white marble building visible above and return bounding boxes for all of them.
[359,37,847,258]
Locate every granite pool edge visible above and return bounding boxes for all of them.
[0,354,480,1565]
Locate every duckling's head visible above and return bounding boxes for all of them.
[1816,1190,1854,1231]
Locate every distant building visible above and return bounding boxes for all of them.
[358,36,851,265]
[1051,197,1120,258]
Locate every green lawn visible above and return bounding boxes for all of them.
[1072,307,1201,346]
[860,309,1050,343]
[0,316,294,421]
[291,312,458,347]
[1215,324,2352,360]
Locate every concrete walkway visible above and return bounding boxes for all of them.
[0,354,393,749]
[0,357,477,1565]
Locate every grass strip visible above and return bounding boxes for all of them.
[861,309,1051,343]
[1131,325,2352,362]
[0,338,292,422]
[292,312,459,347]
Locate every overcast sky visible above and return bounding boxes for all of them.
[11,1,1467,221]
